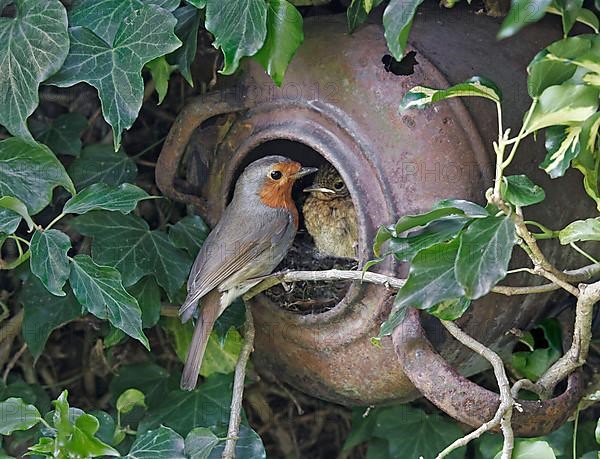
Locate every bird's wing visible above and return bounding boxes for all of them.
[179,210,292,321]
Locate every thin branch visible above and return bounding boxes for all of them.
[435,320,514,459]
[3,343,27,383]
[535,280,600,396]
[222,304,255,459]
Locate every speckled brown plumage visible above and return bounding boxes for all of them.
[302,165,358,259]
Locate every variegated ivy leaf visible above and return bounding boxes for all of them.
[525,84,599,134]
[573,113,600,209]
[540,125,582,178]
[399,76,502,111]
[382,0,423,60]
[558,217,600,244]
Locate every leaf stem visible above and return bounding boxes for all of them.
[45,212,66,231]
[570,242,600,264]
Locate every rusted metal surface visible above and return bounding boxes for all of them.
[394,309,583,437]
[156,3,592,430]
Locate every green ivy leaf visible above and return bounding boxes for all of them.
[109,362,171,407]
[526,84,599,134]
[169,215,209,256]
[169,5,202,86]
[0,138,75,214]
[31,112,88,157]
[185,428,219,459]
[347,0,384,32]
[116,388,146,414]
[63,183,152,215]
[139,373,233,435]
[209,424,266,459]
[73,211,192,300]
[0,208,21,234]
[456,216,517,300]
[126,426,185,459]
[553,0,584,35]
[202,329,243,377]
[540,125,582,178]
[400,76,502,111]
[502,175,546,206]
[558,217,600,244]
[50,1,181,149]
[205,0,268,75]
[146,56,176,104]
[0,196,33,231]
[512,347,560,381]
[69,254,149,349]
[0,0,68,139]
[573,114,600,210]
[187,0,206,7]
[21,276,80,361]
[0,398,40,435]
[149,0,180,11]
[427,296,471,321]
[128,276,162,328]
[382,0,423,60]
[394,238,464,311]
[30,229,71,297]
[493,440,556,459]
[68,144,138,191]
[254,0,303,86]
[498,0,553,39]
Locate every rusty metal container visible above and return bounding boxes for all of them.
[157,5,591,434]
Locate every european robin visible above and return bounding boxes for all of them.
[302,165,359,259]
[179,155,317,390]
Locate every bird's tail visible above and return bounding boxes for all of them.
[180,289,221,391]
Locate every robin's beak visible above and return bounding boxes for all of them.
[292,167,318,180]
[303,185,335,194]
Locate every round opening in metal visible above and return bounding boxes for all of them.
[233,139,360,315]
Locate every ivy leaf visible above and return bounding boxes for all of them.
[558,217,600,244]
[205,0,268,75]
[0,208,21,234]
[109,362,171,407]
[400,76,502,111]
[149,0,180,11]
[456,216,517,300]
[187,0,206,7]
[0,138,75,214]
[30,229,71,297]
[128,276,162,328]
[382,0,423,60]
[208,424,266,459]
[68,144,138,191]
[498,0,553,39]
[50,1,181,149]
[185,428,219,459]
[0,398,40,435]
[347,0,384,32]
[20,276,81,361]
[553,0,584,35]
[169,5,202,86]
[146,56,176,104]
[31,113,88,157]
[427,297,471,321]
[540,125,581,178]
[63,183,152,215]
[513,347,560,381]
[0,0,68,139]
[502,175,546,206]
[73,212,192,300]
[169,215,209,256]
[525,84,599,134]
[573,115,600,210]
[254,0,304,86]
[69,254,149,349]
[139,373,233,435]
[493,440,556,459]
[116,389,146,414]
[126,426,185,459]
[394,238,464,311]
[0,196,33,231]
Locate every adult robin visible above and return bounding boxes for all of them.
[179,155,317,390]
[303,165,358,259]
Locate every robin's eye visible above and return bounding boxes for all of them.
[334,181,345,190]
[270,170,283,180]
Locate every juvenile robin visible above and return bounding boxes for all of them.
[302,165,359,259]
[179,155,317,390]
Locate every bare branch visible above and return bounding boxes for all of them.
[222,304,255,459]
[536,280,600,396]
[435,320,514,459]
